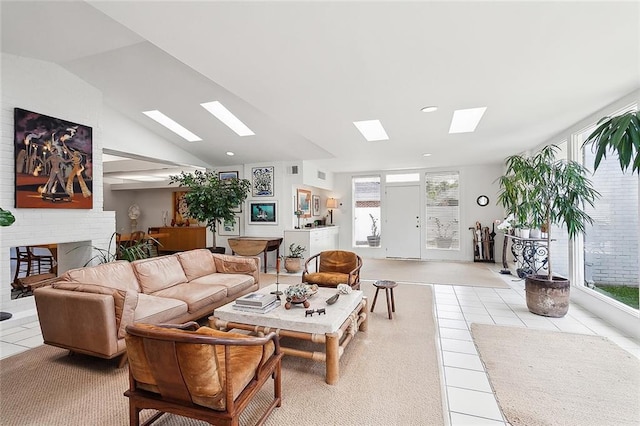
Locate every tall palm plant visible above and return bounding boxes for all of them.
[498,145,599,281]
[583,110,640,174]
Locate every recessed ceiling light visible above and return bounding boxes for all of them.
[421,106,438,113]
[226,151,235,156]
[116,175,166,182]
[449,107,487,134]
[142,110,202,142]
[201,101,255,136]
[353,120,389,141]
[423,153,432,157]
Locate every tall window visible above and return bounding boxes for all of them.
[426,172,459,249]
[353,176,381,247]
[580,105,639,309]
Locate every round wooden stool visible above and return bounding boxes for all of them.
[371,280,398,319]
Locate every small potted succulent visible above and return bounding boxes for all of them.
[284,243,306,273]
[284,284,312,309]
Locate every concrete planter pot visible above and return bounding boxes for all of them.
[284,257,302,273]
[367,236,380,247]
[525,274,570,318]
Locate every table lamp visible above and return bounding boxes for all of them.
[327,198,338,225]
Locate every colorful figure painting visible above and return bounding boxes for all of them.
[14,108,93,209]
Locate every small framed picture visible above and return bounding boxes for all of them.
[219,171,239,181]
[219,216,240,236]
[312,195,320,216]
[296,189,312,218]
[251,166,274,197]
[249,201,278,225]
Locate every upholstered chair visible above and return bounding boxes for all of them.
[124,322,282,426]
[302,250,362,290]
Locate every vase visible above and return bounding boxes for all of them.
[284,257,302,273]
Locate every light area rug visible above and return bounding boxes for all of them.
[0,282,443,426]
[471,324,640,426]
[361,258,508,288]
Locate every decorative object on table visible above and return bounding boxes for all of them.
[337,283,352,294]
[284,284,312,309]
[233,292,279,313]
[326,198,338,225]
[325,293,340,305]
[251,166,274,196]
[271,257,283,298]
[284,243,306,273]
[497,144,599,317]
[305,308,326,317]
[296,188,312,218]
[128,203,141,232]
[170,171,251,250]
[162,210,169,227]
[294,208,303,229]
[582,109,640,175]
[14,108,93,208]
[312,195,320,216]
[367,213,381,247]
[249,201,278,224]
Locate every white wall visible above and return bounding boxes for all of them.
[1,54,115,319]
[333,164,505,262]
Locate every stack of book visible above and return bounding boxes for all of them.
[233,292,280,314]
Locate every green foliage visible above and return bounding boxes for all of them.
[583,110,640,174]
[369,214,380,237]
[70,232,158,266]
[594,285,639,309]
[0,208,16,227]
[497,145,599,280]
[287,243,306,258]
[169,170,251,247]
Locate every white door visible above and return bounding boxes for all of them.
[385,185,421,258]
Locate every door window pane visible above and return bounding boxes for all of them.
[426,172,459,249]
[353,176,381,247]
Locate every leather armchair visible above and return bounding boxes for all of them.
[302,250,362,290]
[124,322,283,426]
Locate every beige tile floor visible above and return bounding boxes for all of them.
[1,269,638,425]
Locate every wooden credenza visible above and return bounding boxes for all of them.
[155,226,206,253]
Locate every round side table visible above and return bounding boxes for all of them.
[371,280,398,320]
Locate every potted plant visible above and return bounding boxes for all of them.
[0,208,16,227]
[284,243,306,273]
[583,110,639,175]
[367,213,381,247]
[170,170,250,252]
[497,145,599,317]
[431,217,457,248]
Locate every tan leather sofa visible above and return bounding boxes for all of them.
[34,249,259,364]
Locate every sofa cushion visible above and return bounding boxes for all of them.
[151,283,227,314]
[52,282,138,339]
[132,255,188,294]
[61,260,140,292]
[176,249,217,281]
[190,273,256,298]
[134,294,188,324]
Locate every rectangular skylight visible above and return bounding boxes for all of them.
[353,120,389,141]
[449,107,487,134]
[142,110,202,142]
[201,101,255,136]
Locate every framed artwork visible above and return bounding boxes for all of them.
[219,216,240,236]
[173,191,198,225]
[249,201,278,224]
[219,171,239,181]
[297,189,312,218]
[312,195,321,216]
[251,166,274,197]
[14,108,93,209]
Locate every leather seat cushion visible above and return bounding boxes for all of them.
[151,283,227,313]
[134,294,188,323]
[319,251,358,274]
[303,272,351,287]
[176,249,217,281]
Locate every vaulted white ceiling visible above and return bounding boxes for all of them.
[2,1,639,175]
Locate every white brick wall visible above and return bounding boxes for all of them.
[1,53,115,312]
[584,147,639,286]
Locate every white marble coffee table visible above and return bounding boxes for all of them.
[209,284,368,384]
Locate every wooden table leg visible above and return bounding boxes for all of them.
[325,332,339,385]
[385,288,393,319]
[370,287,380,312]
[390,288,396,312]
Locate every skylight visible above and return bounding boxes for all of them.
[201,101,255,136]
[353,120,389,141]
[449,107,487,134]
[142,110,202,142]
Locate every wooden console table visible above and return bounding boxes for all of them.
[153,227,206,253]
[227,237,283,273]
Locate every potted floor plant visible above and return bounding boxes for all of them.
[284,243,306,273]
[170,170,250,252]
[498,145,599,317]
[583,110,639,175]
[367,214,381,247]
[0,208,16,320]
